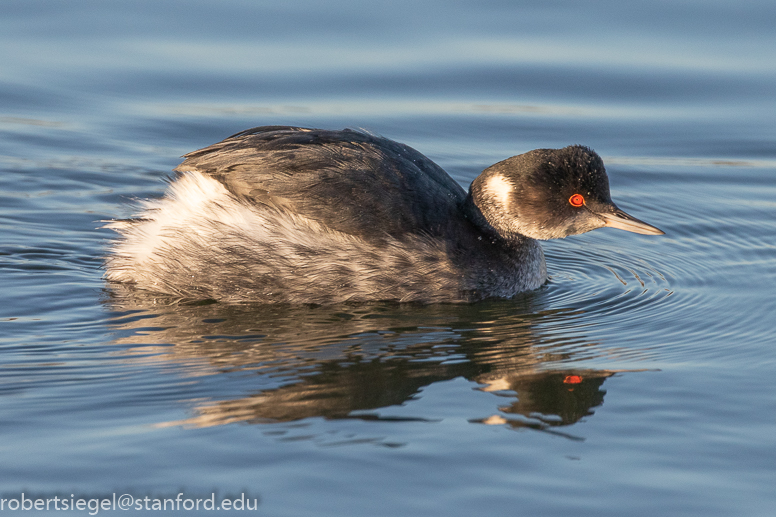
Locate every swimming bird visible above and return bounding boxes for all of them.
[105,126,663,304]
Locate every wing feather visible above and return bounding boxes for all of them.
[173,126,467,242]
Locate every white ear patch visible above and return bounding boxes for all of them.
[484,174,513,208]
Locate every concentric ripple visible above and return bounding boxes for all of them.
[531,162,776,367]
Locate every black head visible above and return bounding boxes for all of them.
[470,145,663,240]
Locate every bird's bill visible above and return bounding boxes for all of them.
[598,207,664,235]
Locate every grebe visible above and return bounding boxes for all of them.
[105,126,663,303]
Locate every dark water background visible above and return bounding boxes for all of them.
[2,1,775,515]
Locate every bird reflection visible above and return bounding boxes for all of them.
[105,287,631,435]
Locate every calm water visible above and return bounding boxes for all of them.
[2,1,775,515]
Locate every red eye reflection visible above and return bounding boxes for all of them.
[569,194,585,207]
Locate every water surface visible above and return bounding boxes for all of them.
[1,1,775,516]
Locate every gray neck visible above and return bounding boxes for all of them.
[462,190,526,246]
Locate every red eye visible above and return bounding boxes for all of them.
[569,194,585,207]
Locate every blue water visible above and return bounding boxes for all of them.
[2,1,776,515]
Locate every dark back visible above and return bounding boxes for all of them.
[174,126,468,243]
